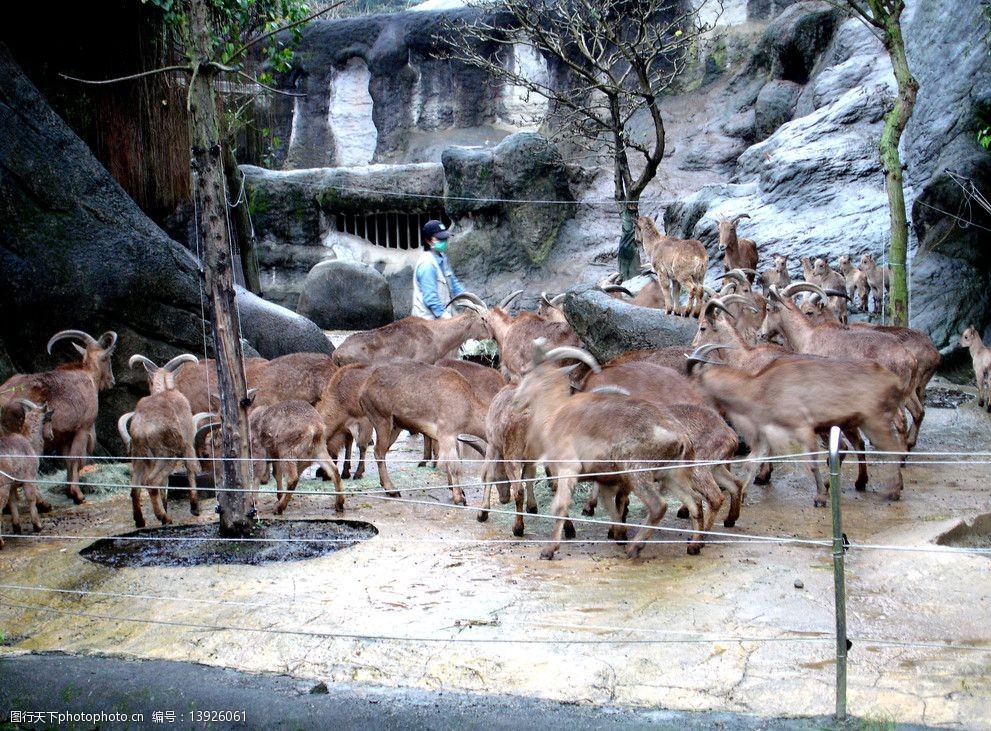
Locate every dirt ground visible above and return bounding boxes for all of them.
[1,377,989,729]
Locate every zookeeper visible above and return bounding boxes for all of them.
[411,219,466,319]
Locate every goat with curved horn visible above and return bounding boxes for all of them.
[601,285,634,297]
[497,289,524,309]
[46,329,97,354]
[781,281,828,299]
[702,298,736,320]
[685,343,733,370]
[731,213,752,224]
[447,292,488,309]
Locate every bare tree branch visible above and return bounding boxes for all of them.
[59,65,191,86]
[223,1,345,65]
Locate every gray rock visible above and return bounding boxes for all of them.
[297,260,394,329]
[747,0,801,20]
[441,146,499,219]
[561,288,697,363]
[754,80,802,141]
[238,289,334,359]
[0,46,331,451]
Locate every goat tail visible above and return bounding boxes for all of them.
[117,412,134,451]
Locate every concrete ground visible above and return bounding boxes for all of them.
[0,378,989,729]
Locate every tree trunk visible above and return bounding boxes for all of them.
[879,15,917,327]
[222,144,262,295]
[189,0,254,537]
[617,202,640,281]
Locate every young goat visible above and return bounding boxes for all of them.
[0,329,117,504]
[717,214,758,281]
[0,400,53,547]
[859,254,891,315]
[118,353,207,527]
[960,327,991,410]
[247,399,345,514]
[837,255,870,311]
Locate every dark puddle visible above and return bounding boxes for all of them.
[925,387,973,409]
[79,519,378,568]
[936,512,991,553]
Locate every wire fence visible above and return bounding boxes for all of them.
[2,429,990,723]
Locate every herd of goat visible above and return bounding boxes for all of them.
[0,213,987,559]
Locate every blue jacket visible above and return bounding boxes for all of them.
[414,251,465,318]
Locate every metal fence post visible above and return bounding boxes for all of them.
[829,425,848,721]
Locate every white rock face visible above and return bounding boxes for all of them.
[498,43,550,129]
[329,57,377,166]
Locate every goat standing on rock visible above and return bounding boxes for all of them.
[0,400,53,547]
[717,214,758,282]
[636,216,707,318]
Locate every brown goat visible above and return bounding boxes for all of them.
[0,329,118,504]
[315,364,374,480]
[358,360,489,505]
[959,327,991,410]
[859,254,891,315]
[332,311,491,366]
[119,353,205,527]
[0,400,53,547]
[717,214,758,280]
[757,254,791,294]
[247,399,345,514]
[636,216,707,317]
[837,255,870,311]
[514,343,717,559]
[173,356,270,414]
[759,284,925,449]
[688,344,907,506]
[250,352,337,407]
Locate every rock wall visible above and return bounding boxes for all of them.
[663,0,991,348]
[0,45,332,452]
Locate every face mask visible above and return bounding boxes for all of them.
[433,240,448,254]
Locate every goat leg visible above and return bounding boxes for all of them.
[148,487,171,525]
[316,447,345,513]
[540,473,577,560]
[581,483,599,516]
[63,432,88,504]
[438,435,466,506]
[7,484,22,534]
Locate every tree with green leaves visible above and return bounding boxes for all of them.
[841,0,917,326]
[450,0,722,281]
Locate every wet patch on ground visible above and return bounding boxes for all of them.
[79,519,378,568]
[936,511,991,552]
[924,386,973,408]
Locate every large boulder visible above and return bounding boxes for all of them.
[0,44,328,451]
[297,260,394,329]
[561,287,697,363]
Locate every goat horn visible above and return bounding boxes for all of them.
[192,412,218,430]
[719,294,760,313]
[497,289,524,309]
[447,292,488,310]
[543,346,601,374]
[117,412,134,449]
[162,353,199,373]
[590,385,631,397]
[781,282,827,299]
[550,293,566,306]
[731,213,751,224]
[11,398,42,411]
[99,331,119,353]
[47,329,97,354]
[717,270,750,285]
[540,291,555,306]
[702,285,718,299]
[194,421,223,447]
[703,298,735,320]
[689,343,733,360]
[601,285,634,297]
[128,354,158,371]
[824,288,851,300]
[456,435,488,456]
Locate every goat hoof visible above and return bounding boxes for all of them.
[335,502,345,514]
[539,548,556,560]
[12,524,22,534]
[386,491,401,498]
[134,519,146,528]
[353,470,364,480]
[36,501,53,514]
[676,506,690,519]
[855,480,868,491]
[476,511,489,523]
[190,505,200,516]
[563,524,576,540]
[513,525,525,538]
[33,524,42,533]
[275,506,285,515]
[416,461,427,468]
[814,498,827,508]
[581,506,594,516]
[340,469,351,479]
[71,495,86,505]
[885,491,902,502]
[753,474,771,486]
[526,506,538,514]
[625,545,643,559]
[686,543,702,556]
[723,518,736,528]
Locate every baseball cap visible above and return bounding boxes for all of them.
[422,220,450,241]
